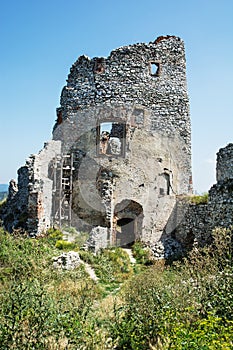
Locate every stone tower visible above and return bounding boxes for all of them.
[2,35,192,247]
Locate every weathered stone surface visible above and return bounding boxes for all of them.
[51,36,192,246]
[148,237,183,259]
[52,251,81,270]
[216,143,233,182]
[172,143,233,252]
[2,140,61,233]
[1,35,192,247]
[1,36,232,260]
[85,226,109,253]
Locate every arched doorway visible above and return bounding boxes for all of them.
[114,200,143,247]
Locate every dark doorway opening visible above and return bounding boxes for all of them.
[116,218,135,247]
[114,200,143,247]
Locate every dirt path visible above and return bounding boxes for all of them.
[122,248,136,264]
[80,248,136,281]
[80,261,99,281]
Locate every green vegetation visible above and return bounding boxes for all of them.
[187,192,209,204]
[132,241,153,265]
[55,239,77,250]
[62,226,89,248]
[0,226,232,349]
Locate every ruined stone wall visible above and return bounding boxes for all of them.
[1,36,192,244]
[54,36,191,187]
[2,141,61,234]
[171,143,233,250]
[52,36,192,244]
[216,143,233,182]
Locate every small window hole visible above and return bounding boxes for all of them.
[149,62,160,77]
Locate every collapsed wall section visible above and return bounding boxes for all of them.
[170,143,233,250]
[2,141,61,234]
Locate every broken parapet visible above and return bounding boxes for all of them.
[216,143,233,183]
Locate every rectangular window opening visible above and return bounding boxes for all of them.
[97,121,126,157]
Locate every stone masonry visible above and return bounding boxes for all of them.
[3,35,232,256]
[52,35,192,246]
[169,143,233,252]
[1,35,192,248]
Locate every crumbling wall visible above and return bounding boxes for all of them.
[171,143,233,250]
[216,143,233,182]
[51,36,192,245]
[1,36,192,245]
[54,37,191,190]
[2,141,61,234]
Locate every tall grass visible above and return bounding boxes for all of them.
[0,226,232,349]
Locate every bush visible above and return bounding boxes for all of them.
[0,277,102,349]
[78,249,95,264]
[46,227,63,242]
[132,241,152,265]
[109,227,233,349]
[0,279,57,349]
[0,229,103,349]
[0,228,56,280]
[1,226,233,348]
[168,313,233,349]
[110,267,178,349]
[55,239,77,250]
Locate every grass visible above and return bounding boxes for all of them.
[0,226,232,349]
[187,192,209,204]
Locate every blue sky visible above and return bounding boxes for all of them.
[0,0,232,193]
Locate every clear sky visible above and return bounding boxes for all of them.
[0,0,232,193]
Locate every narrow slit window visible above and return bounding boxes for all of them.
[164,168,172,195]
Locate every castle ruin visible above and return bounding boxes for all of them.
[2,35,232,254]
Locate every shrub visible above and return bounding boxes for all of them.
[0,277,102,349]
[110,267,178,349]
[1,226,233,348]
[132,241,152,265]
[0,229,56,280]
[55,239,77,250]
[78,249,95,264]
[46,227,63,242]
[109,227,233,349]
[168,313,233,349]
[0,279,57,349]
